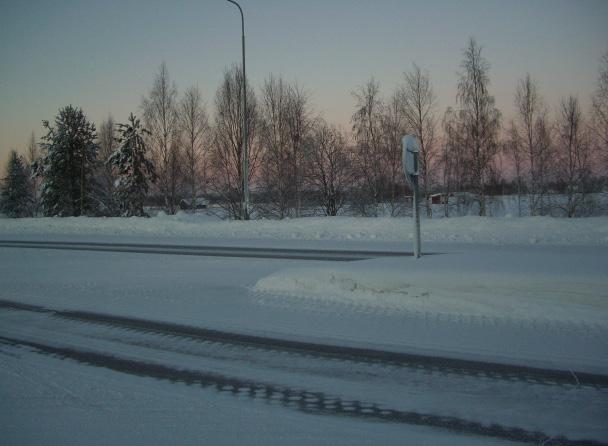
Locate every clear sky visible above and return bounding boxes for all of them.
[1,0,607,165]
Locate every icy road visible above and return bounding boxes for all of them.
[1,239,607,445]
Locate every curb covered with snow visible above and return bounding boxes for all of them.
[1,213,608,246]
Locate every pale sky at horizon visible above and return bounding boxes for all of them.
[1,0,607,165]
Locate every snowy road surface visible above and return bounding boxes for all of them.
[1,236,607,444]
[0,239,414,261]
[0,340,516,446]
[1,303,606,445]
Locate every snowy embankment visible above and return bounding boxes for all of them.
[1,212,608,246]
[253,250,608,327]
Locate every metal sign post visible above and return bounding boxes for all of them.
[402,135,421,258]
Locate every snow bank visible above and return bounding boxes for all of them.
[1,213,608,246]
[254,254,608,326]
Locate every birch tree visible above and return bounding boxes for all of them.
[305,120,352,216]
[180,85,209,210]
[259,75,291,218]
[592,49,608,168]
[504,121,524,216]
[513,74,552,215]
[285,83,311,217]
[440,107,468,217]
[351,78,387,216]
[401,64,438,216]
[210,65,259,219]
[379,90,407,216]
[555,96,592,217]
[142,63,182,214]
[456,38,501,216]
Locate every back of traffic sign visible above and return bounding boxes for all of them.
[402,135,420,183]
[402,135,421,258]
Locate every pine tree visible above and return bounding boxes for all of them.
[36,105,99,216]
[1,150,32,218]
[108,114,156,217]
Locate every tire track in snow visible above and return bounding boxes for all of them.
[1,335,604,446]
[1,299,606,389]
[252,290,608,341]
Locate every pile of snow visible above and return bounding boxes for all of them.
[254,253,608,326]
[1,213,608,246]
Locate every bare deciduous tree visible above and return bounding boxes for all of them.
[285,83,311,217]
[401,64,438,217]
[513,74,552,215]
[259,75,291,218]
[305,119,352,216]
[210,65,259,220]
[180,85,209,211]
[591,49,608,168]
[504,121,524,216]
[351,78,387,216]
[555,96,593,217]
[258,77,313,218]
[142,62,182,214]
[441,107,468,217]
[457,38,501,216]
[379,90,407,216]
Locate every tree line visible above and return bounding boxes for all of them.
[2,38,608,219]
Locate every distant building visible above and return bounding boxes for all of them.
[430,193,453,205]
[179,196,209,210]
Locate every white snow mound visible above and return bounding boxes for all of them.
[254,255,608,326]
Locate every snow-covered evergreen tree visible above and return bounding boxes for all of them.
[96,116,119,215]
[36,105,99,216]
[1,150,32,218]
[108,114,156,216]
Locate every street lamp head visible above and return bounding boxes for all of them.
[225,0,244,26]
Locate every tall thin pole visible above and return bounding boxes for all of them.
[412,174,421,258]
[226,0,249,220]
[403,135,422,259]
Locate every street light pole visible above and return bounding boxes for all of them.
[225,0,249,220]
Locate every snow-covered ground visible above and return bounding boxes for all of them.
[1,214,607,444]
[1,215,607,371]
[254,248,608,327]
[0,331,521,446]
[1,212,608,246]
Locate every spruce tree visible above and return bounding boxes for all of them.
[108,114,156,216]
[0,150,32,218]
[36,105,99,216]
